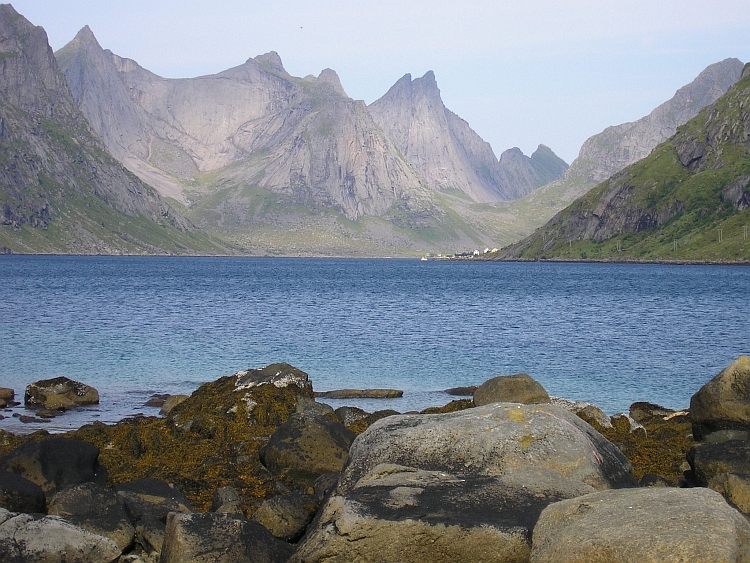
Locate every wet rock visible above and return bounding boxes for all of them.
[0,437,107,499]
[0,389,13,402]
[333,406,369,427]
[0,470,45,513]
[576,404,613,431]
[420,399,474,415]
[48,482,135,552]
[443,385,477,396]
[473,373,550,406]
[314,389,403,399]
[144,394,169,408]
[261,414,356,487]
[211,485,243,515]
[0,507,121,563]
[629,401,677,423]
[251,490,319,542]
[690,356,750,441]
[25,377,99,410]
[687,439,750,486]
[292,403,635,563]
[530,487,750,563]
[159,395,188,415]
[115,478,192,554]
[13,412,50,423]
[161,512,294,563]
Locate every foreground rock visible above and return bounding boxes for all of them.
[530,487,750,562]
[48,482,135,552]
[687,439,750,486]
[261,414,356,487]
[24,377,99,410]
[690,355,750,441]
[251,491,318,542]
[161,512,293,563]
[0,437,107,499]
[473,373,550,406]
[292,403,635,563]
[0,470,45,513]
[0,507,121,563]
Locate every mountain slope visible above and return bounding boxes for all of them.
[499,58,745,236]
[369,71,567,202]
[500,64,750,262]
[0,5,221,254]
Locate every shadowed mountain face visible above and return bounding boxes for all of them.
[0,5,216,254]
[369,71,568,202]
[501,64,750,262]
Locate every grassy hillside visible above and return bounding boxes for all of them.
[500,68,750,263]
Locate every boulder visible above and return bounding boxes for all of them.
[160,512,294,563]
[0,437,107,498]
[708,472,750,514]
[211,485,244,515]
[115,478,192,554]
[159,394,188,415]
[0,508,121,563]
[261,414,356,487]
[251,491,319,542]
[333,406,369,427]
[0,388,13,401]
[690,355,750,441]
[629,401,677,423]
[295,395,335,417]
[292,403,635,563]
[530,487,750,563]
[575,404,613,431]
[48,482,135,552]
[25,377,99,410]
[687,439,750,486]
[444,386,477,396]
[473,373,550,406]
[0,470,45,513]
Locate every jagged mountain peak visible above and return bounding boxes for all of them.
[317,68,347,97]
[253,51,287,75]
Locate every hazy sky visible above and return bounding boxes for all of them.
[9,0,749,163]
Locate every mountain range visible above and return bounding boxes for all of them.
[0,4,745,257]
[501,63,750,262]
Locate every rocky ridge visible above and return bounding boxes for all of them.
[0,5,220,255]
[500,63,750,261]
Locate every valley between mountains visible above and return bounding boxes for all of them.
[0,4,746,258]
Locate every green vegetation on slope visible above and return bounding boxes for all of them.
[500,71,750,263]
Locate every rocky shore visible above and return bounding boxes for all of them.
[1,357,749,562]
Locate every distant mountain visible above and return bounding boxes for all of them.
[0,5,221,254]
[516,58,745,212]
[500,64,750,262]
[369,71,567,202]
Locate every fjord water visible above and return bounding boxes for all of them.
[0,256,747,433]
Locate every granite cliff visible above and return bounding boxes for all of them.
[369,71,567,202]
[0,5,219,254]
[501,64,750,262]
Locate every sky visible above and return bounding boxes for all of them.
[8,0,749,163]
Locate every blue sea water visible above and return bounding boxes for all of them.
[0,255,748,434]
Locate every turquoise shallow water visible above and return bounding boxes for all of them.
[0,256,748,433]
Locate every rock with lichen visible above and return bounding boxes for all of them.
[25,377,99,411]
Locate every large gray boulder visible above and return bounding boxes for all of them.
[690,356,750,441]
[261,414,356,487]
[473,373,550,406]
[0,507,121,563]
[530,487,750,562]
[160,512,294,563]
[291,403,635,563]
[24,377,99,410]
[48,482,135,552]
[0,438,107,499]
